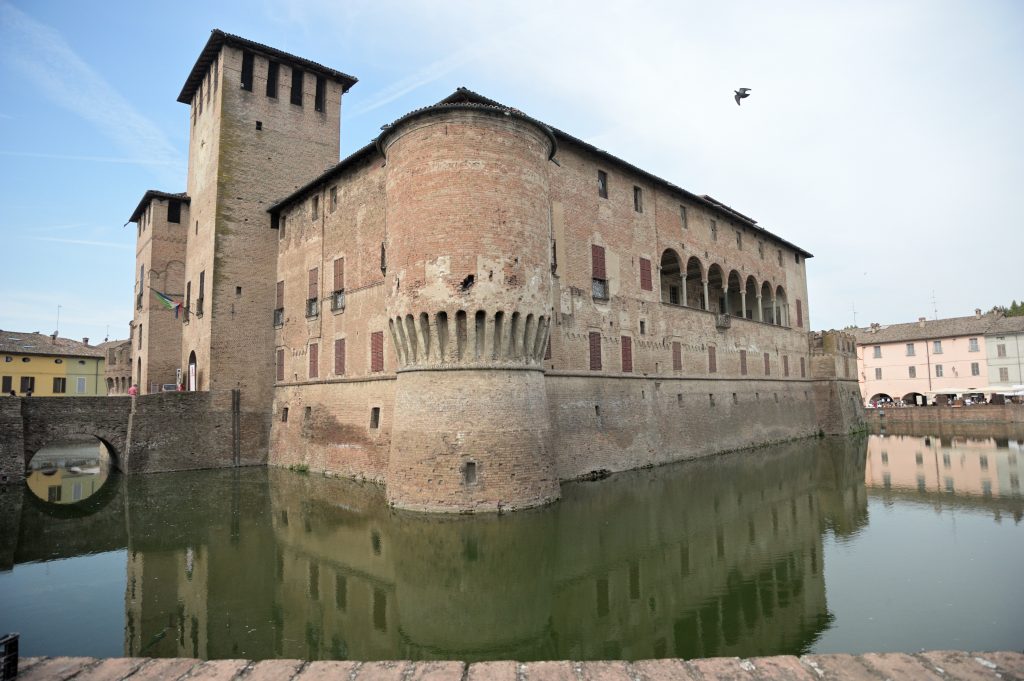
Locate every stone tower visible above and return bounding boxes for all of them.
[378,104,561,512]
[175,31,356,424]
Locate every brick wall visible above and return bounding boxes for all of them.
[866,404,1024,427]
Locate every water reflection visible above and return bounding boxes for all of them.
[112,437,867,662]
[25,436,112,505]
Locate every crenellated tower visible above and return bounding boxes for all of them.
[378,104,560,512]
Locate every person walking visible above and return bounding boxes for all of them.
[128,384,139,397]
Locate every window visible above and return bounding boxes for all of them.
[597,170,608,198]
[1,376,10,393]
[710,220,718,241]
[308,343,318,378]
[935,364,943,377]
[873,345,881,358]
[463,461,476,484]
[874,367,882,380]
[633,186,643,213]
[783,355,790,377]
[764,352,770,376]
[167,200,181,223]
[969,337,979,352]
[909,366,916,378]
[371,331,384,372]
[639,320,646,335]
[311,195,319,220]
[20,376,35,393]
[639,257,652,291]
[680,205,688,229]
[329,186,338,212]
[280,215,287,240]
[621,336,632,373]
[735,231,742,249]
[971,362,980,376]
[274,281,284,326]
[933,340,942,354]
[266,61,279,97]
[1000,367,1010,382]
[334,338,346,375]
[290,67,304,106]
[197,271,205,316]
[241,51,254,91]
[331,257,345,311]
[53,377,66,393]
[76,377,86,394]
[906,343,915,356]
[315,75,326,112]
[370,407,380,429]
[589,331,602,370]
[740,349,747,375]
[796,299,803,328]
[800,356,806,378]
[307,268,319,317]
[185,281,191,321]
[997,344,1007,358]
[276,349,285,381]
[591,245,608,300]
[138,324,143,349]
[708,346,717,373]
[777,249,783,266]
[672,342,682,371]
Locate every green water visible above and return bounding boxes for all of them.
[1,432,1022,661]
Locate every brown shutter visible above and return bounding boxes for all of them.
[334,338,346,375]
[639,257,652,291]
[784,355,790,377]
[308,268,318,299]
[800,357,806,378]
[764,352,771,376]
[333,258,345,292]
[621,336,633,373]
[276,349,284,381]
[796,299,803,328]
[672,341,682,370]
[309,343,318,378]
[276,281,284,308]
[740,349,747,375]
[708,346,717,373]
[591,245,606,280]
[589,331,602,370]
[544,337,552,360]
[371,331,384,372]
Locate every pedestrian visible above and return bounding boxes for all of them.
[128,383,139,397]
[8,390,15,397]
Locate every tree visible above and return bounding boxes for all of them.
[988,300,1024,317]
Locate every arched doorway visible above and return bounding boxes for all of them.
[902,392,926,407]
[868,393,893,407]
[726,270,743,317]
[761,282,774,323]
[660,250,684,305]
[707,264,725,314]
[685,256,704,310]
[188,351,197,391]
[744,276,758,320]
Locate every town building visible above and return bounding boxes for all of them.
[1,331,105,397]
[98,339,132,395]
[986,315,1024,391]
[126,29,861,513]
[853,310,1001,406]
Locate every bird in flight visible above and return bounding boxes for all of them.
[734,88,751,106]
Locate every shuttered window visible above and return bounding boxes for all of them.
[621,336,633,373]
[333,258,345,291]
[308,268,318,299]
[334,338,346,375]
[764,352,771,376]
[801,357,806,378]
[276,281,284,308]
[740,350,747,375]
[371,331,384,372]
[639,258,652,291]
[672,342,682,371]
[783,355,790,377]
[708,346,717,373]
[309,343,318,379]
[796,299,803,328]
[589,332,602,370]
[276,349,285,381]
[592,245,606,279]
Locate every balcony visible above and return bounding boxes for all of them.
[592,278,609,301]
[330,290,346,312]
[305,298,318,318]
[273,308,284,327]
[715,314,732,330]
[195,297,204,317]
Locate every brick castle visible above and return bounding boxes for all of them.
[129,30,862,513]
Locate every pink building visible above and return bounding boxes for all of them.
[854,309,1001,406]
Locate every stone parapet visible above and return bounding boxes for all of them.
[13,651,1024,680]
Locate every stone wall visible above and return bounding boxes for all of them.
[0,398,24,482]
[866,404,1024,427]
[20,397,132,473]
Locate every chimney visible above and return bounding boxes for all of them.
[918,317,926,327]
[50,332,57,340]
[975,308,982,319]
[82,337,89,345]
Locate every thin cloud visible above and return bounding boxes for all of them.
[0,3,183,184]
[0,150,178,166]
[33,237,133,250]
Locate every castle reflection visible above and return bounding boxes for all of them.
[116,436,869,661]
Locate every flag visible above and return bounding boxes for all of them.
[151,289,182,319]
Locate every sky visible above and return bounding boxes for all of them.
[1,0,1021,343]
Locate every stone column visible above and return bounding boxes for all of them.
[702,279,710,312]
[757,294,763,322]
[740,291,747,319]
[681,276,688,307]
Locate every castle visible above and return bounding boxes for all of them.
[129,30,863,513]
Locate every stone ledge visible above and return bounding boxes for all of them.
[13,651,1024,681]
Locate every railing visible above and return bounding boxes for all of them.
[306,298,318,318]
[330,290,346,312]
[273,308,284,327]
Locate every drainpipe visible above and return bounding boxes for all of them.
[925,341,933,396]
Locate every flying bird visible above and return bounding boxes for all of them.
[734,88,751,106]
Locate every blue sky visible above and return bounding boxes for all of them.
[1,0,1021,343]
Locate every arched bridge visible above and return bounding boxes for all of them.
[1,396,131,481]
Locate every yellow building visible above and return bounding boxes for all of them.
[1,330,106,397]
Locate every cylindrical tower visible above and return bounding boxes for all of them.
[379,103,560,512]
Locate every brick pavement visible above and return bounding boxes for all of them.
[13,651,1023,680]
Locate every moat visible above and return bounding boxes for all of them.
[2,432,1022,662]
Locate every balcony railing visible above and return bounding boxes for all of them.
[330,290,346,312]
[273,308,284,327]
[306,298,318,318]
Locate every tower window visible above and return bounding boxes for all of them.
[291,67,304,106]
[370,407,380,429]
[167,200,181,223]
[315,76,326,112]
[633,186,643,213]
[597,170,608,198]
[266,61,279,98]
[240,51,254,91]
